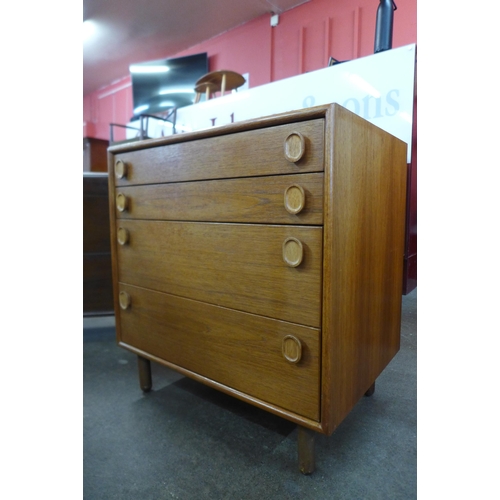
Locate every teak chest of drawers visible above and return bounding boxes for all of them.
[107,103,407,473]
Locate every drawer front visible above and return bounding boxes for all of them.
[116,221,323,327]
[118,284,321,421]
[113,119,324,186]
[114,173,324,225]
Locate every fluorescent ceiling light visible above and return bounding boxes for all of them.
[159,89,194,95]
[130,65,170,74]
[83,20,96,41]
[133,105,149,114]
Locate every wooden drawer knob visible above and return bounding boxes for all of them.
[115,159,128,179]
[284,184,305,215]
[116,192,129,212]
[282,237,303,267]
[117,227,129,245]
[282,335,302,364]
[284,132,305,163]
[119,291,131,310]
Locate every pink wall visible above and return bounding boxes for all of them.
[83,0,416,140]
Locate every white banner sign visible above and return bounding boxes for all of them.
[133,44,416,163]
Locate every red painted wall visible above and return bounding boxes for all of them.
[83,0,416,140]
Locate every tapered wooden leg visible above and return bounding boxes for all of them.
[137,355,152,392]
[364,381,375,397]
[298,425,315,474]
[221,73,226,96]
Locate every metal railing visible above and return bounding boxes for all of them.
[109,108,177,144]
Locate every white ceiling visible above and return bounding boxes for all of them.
[83,0,310,96]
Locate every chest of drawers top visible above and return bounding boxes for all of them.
[113,118,324,186]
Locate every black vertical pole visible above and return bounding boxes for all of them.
[374,0,397,53]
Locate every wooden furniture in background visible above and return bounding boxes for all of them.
[194,70,246,102]
[83,137,109,172]
[403,88,417,294]
[83,173,114,316]
[108,103,407,473]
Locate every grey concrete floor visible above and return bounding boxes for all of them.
[83,288,416,499]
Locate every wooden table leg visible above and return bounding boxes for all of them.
[298,425,315,474]
[221,73,226,96]
[364,381,375,397]
[137,355,152,392]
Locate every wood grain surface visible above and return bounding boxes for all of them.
[113,119,324,186]
[83,174,111,253]
[83,173,113,315]
[320,104,407,434]
[118,284,321,420]
[116,220,323,327]
[107,103,408,438]
[83,254,113,315]
[114,173,323,225]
